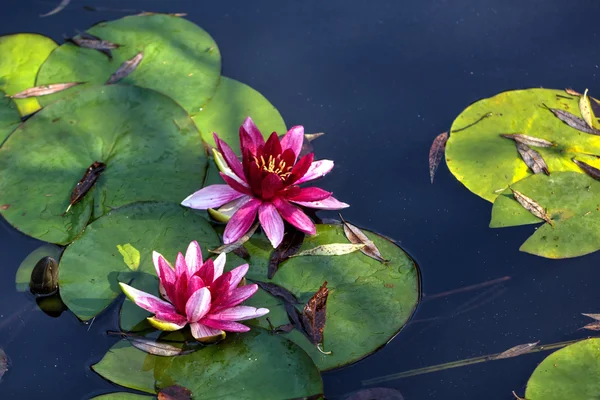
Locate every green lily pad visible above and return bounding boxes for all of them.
[92,330,323,399]
[0,94,20,144]
[525,338,600,399]
[59,202,219,321]
[446,88,600,202]
[243,224,420,371]
[490,171,600,258]
[192,77,286,154]
[0,84,206,244]
[15,243,63,292]
[91,394,154,400]
[36,14,221,116]
[0,33,57,116]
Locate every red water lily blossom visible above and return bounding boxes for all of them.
[181,117,349,247]
[119,241,269,342]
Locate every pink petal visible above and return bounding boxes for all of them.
[181,185,245,210]
[286,187,332,202]
[291,195,350,210]
[196,258,215,286]
[186,275,206,299]
[213,284,258,310]
[220,173,253,195]
[223,198,261,244]
[185,241,203,276]
[175,252,187,280]
[119,282,178,315]
[185,287,212,323]
[154,311,188,325]
[153,253,177,301]
[201,319,251,333]
[212,253,226,281]
[280,125,304,159]
[295,160,334,184]
[227,264,249,291]
[258,202,284,248]
[208,306,269,321]
[273,198,316,235]
[214,134,245,180]
[240,117,265,152]
[190,322,224,340]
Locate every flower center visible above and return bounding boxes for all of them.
[255,155,292,179]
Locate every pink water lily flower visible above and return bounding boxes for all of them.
[181,117,349,248]
[119,241,269,342]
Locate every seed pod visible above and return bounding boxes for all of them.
[29,256,59,296]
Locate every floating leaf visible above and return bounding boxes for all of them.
[0,348,7,380]
[491,172,600,258]
[9,82,83,99]
[546,106,600,135]
[341,216,388,263]
[67,32,120,60]
[252,280,298,304]
[158,385,192,400]
[580,88,595,129]
[106,52,144,84]
[60,202,220,321]
[192,76,286,154]
[90,394,153,400]
[92,330,323,398]
[446,89,600,202]
[579,321,600,331]
[117,244,141,272]
[29,256,59,296]
[429,132,448,183]
[582,313,600,321]
[0,94,21,144]
[40,0,71,17]
[509,187,554,226]
[66,161,106,213]
[268,230,305,279]
[500,133,555,148]
[515,142,549,175]
[565,88,582,96]
[491,341,539,360]
[209,221,259,254]
[305,132,325,142]
[525,338,600,399]
[301,282,329,346]
[0,34,57,115]
[119,333,197,357]
[292,243,365,258]
[0,85,207,244]
[572,158,600,180]
[36,14,221,116]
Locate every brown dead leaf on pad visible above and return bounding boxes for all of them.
[509,187,554,226]
[428,132,448,184]
[340,214,388,263]
[158,385,192,400]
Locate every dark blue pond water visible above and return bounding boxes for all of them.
[3,0,600,398]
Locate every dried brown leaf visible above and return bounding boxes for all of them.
[490,341,539,360]
[500,133,555,148]
[515,142,549,175]
[0,348,7,380]
[106,52,144,84]
[582,313,600,321]
[158,385,192,400]
[209,222,259,254]
[512,390,527,400]
[66,161,106,213]
[546,106,600,135]
[572,158,600,180]
[565,88,582,96]
[305,132,325,142]
[252,280,298,304]
[428,131,448,183]
[268,230,305,279]
[232,246,250,259]
[580,321,600,331]
[124,334,197,357]
[340,215,388,263]
[301,282,329,345]
[345,387,405,400]
[510,188,554,226]
[40,0,71,17]
[581,88,595,129]
[10,82,83,99]
[291,243,365,258]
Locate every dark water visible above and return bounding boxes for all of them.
[2,0,600,398]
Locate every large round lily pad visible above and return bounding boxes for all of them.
[92,330,323,399]
[0,85,207,244]
[0,94,20,143]
[192,77,286,154]
[490,171,600,258]
[91,394,153,400]
[59,202,219,321]
[525,338,600,399]
[36,14,221,115]
[446,88,600,202]
[244,224,420,371]
[0,33,57,116]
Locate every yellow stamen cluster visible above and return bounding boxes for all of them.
[255,155,292,179]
